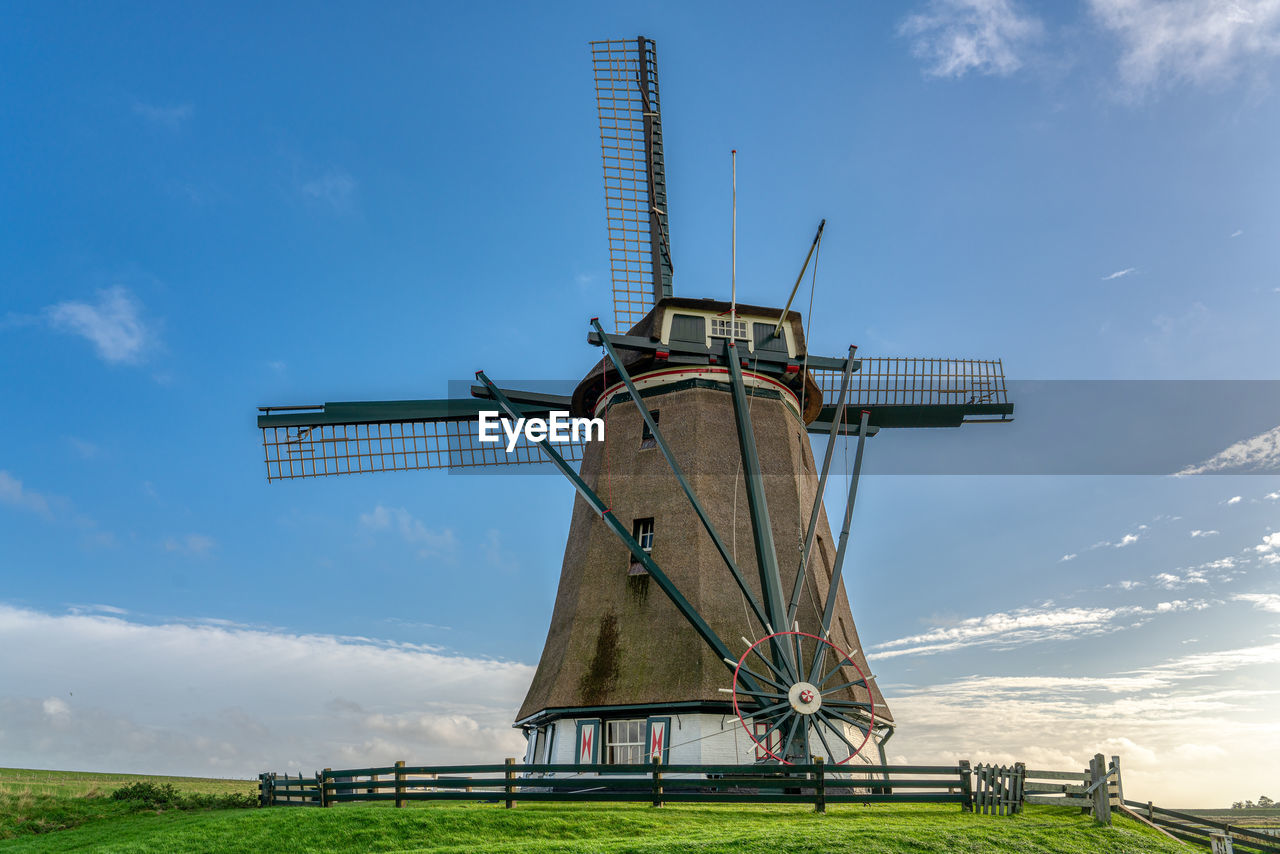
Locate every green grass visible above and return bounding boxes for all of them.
[0,767,1190,854]
[0,769,254,799]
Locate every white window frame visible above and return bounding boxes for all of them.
[709,317,748,340]
[633,517,654,552]
[606,719,646,765]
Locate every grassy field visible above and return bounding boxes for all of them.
[0,768,1190,854]
[0,768,254,798]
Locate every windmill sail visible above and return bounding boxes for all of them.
[592,37,673,333]
[257,398,584,481]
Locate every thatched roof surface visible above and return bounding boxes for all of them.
[518,384,893,726]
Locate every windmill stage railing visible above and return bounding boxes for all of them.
[814,357,1009,408]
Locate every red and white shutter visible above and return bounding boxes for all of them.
[575,719,600,764]
[646,716,671,763]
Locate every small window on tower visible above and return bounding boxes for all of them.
[640,411,659,450]
[709,317,748,340]
[629,517,654,575]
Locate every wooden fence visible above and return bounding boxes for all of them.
[259,759,969,812]
[257,752,1127,823]
[1122,800,1280,854]
[972,763,1024,815]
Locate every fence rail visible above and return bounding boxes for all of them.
[1123,800,1280,854]
[258,752,1134,824]
[260,759,969,812]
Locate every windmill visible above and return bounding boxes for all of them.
[256,36,1013,769]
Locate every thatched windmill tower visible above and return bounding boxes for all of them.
[257,37,1013,768]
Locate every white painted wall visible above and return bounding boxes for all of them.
[529,712,877,769]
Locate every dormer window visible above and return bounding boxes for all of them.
[709,317,748,340]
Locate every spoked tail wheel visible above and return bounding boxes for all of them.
[732,630,876,765]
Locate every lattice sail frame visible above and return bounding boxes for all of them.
[812,357,1010,408]
[592,37,673,333]
[259,405,585,482]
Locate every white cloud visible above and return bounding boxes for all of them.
[899,0,1044,77]
[300,170,357,211]
[45,286,153,365]
[1102,267,1136,280]
[67,437,100,459]
[1227,495,1244,504]
[1265,491,1280,500]
[0,470,52,518]
[1234,593,1280,613]
[1089,0,1280,95]
[871,604,1146,658]
[132,101,193,129]
[1060,553,1078,561]
[1231,229,1244,237]
[871,597,1217,659]
[164,534,216,555]
[1116,532,1140,547]
[888,640,1280,802]
[0,603,531,776]
[1190,529,1219,537]
[360,505,456,558]
[1256,532,1280,553]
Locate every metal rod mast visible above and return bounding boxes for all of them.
[730,149,737,333]
[773,219,825,338]
[724,340,797,681]
[808,408,871,685]
[786,345,856,628]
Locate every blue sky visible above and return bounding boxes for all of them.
[2,1,1278,804]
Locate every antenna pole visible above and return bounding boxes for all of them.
[731,149,737,333]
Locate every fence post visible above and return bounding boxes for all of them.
[1147,800,1155,821]
[1082,760,1093,816]
[505,757,516,809]
[322,768,333,808]
[258,773,267,807]
[1210,831,1235,854]
[814,756,826,814]
[651,756,664,808]
[395,760,405,808]
[958,760,973,812]
[314,771,324,806]
[1091,753,1111,825]
[1013,762,1025,815]
[269,772,277,807]
[1110,755,1123,805]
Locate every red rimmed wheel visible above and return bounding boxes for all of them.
[732,630,876,765]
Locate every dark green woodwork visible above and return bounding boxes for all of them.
[590,317,770,634]
[810,409,872,687]
[811,402,1012,431]
[262,762,973,810]
[257,398,551,429]
[724,341,789,639]
[637,36,674,303]
[787,345,855,627]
